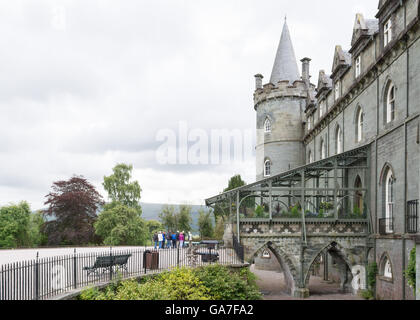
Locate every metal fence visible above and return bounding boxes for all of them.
[0,244,242,301]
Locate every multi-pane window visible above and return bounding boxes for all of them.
[264,118,272,133]
[356,108,363,143]
[384,19,392,47]
[264,160,271,177]
[385,169,394,233]
[336,126,343,154]
[355,56,361,78]
[335,81,341,101]
[386,84,395,123]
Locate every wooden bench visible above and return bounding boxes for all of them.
[83,254,132,276]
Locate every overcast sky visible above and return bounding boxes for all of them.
[0,0,379,209]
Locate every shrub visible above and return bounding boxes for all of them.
[359,289,374,300]
[79,266,261,301]
[404,247,416,295]
[193,265,262,300]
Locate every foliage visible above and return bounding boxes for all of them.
[0,202,32,248]
[94,202,148,246]
[360,262,378,300]
[79,266,261,301]
[367,262,378,289]
[103,164,142,211]
[177,205,193,233]
[213,217,225,240]
[158,204,192,233]
[198,209,214,239]
[28,211,48,247]
[255,205,265,218]
[359,289,375,300]
[320,202,333,211]
[404,247,416,295]
[290,204,300,218]
[146,220,163,240]
[194,265,262,300]
[159,205,177,231]
[214,175,253,222]
[43,176,104,246]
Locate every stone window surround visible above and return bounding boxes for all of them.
[378,252,394,283]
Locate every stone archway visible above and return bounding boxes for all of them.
[251,241,299,296]
[304,242,366,296]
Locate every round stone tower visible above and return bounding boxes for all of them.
[254,20,310,181]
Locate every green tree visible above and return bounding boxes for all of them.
[213,216,225,240]
[198,209,214,239]
[0,202,32,248]
[94,202,148,246]
[28,211,47,247]
[159,205,177,231]
[177,205,192,233]
[103,164,142,211]
[146,220,163,234]
[214,175,254,222]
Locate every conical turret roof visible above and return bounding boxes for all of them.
[270,20,300,85]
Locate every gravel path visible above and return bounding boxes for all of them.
[251,266,363,300]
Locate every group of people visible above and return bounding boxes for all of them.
[153,231,191,249]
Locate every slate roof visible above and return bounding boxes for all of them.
[270,20,300,85]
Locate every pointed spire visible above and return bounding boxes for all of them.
[270,20,300,85]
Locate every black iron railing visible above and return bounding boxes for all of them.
[0,244,242,301]
[407,200,419,234]
[232,234,244,264]
[379,218,394,235]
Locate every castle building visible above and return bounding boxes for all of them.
[208,0,420,299]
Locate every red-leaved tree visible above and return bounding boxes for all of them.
[43,176,104,246]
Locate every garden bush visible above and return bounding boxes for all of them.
[79,265,262,300]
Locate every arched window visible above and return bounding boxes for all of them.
[354,176,363,215]
[264,118,272,133]
[380,254,393,280]
[320,139,326,160]
[264,159,271,177]
[385,169,394,233]
[308,150,313,164]
[386,82,395,124]
[335,126,343,154]
[356,107,363,143]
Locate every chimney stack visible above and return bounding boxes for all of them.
[254,74,264,90]
[301,57,311,85]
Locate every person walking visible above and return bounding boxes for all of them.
[153,232,158,249]
[157,231,163,249]
[179,232,185,248]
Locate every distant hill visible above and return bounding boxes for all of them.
[140,202,208,232]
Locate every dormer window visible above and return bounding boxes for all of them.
[355,56,361,78]
[264,118,272,133]
[335,81,341,101]
[384,19,392,47]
